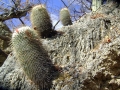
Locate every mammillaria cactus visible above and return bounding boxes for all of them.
[12,26,59,90]
[30,4,53,38]
[60,8,72,26]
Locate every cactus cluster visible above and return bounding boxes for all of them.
[30,5,72,38]
[30,4,53,38]
[12,26,58,90]
[60,8,72,26]
[11,4,69,89]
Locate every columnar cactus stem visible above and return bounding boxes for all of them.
[60,8,72,26]
[92,0,102,11]
[12,26,58,90]
[30,4,53,38]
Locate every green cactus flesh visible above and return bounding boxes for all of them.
[12,26,58,89]
[30,5,52,38]
[60,8,72,26]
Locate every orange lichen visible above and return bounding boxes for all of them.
[90,36,111,52]
[91,13,104,19]
[103,36,111,43]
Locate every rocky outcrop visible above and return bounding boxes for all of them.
[0,22,11,66]
[0,3,120,90]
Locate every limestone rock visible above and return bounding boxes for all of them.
[0,3,120,90]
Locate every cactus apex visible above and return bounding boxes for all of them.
[61,7,69,11]
[32,4,46,10]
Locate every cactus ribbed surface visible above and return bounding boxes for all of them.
[12,26,58,90]
[92,0,102,11]
[30,4,53,38]
[60,8,72,26]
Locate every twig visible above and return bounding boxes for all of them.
[18,18,25,25]
[0,0,13,8]
[11,0,21,10]
[61,0,68,7]
[53,20,60,30]
[68,0,75,7]
[81,0,91,10]
[0,6,31,21]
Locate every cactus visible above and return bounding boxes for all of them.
[12,26,58,90]
[92,0,102,11]
[30,4,53,38]
[60,8,72,26]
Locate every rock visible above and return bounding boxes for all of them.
[0,2,120,90]
[0,53,37,90]
[0,22,12,66]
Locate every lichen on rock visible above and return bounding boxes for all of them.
[0,2,120,90]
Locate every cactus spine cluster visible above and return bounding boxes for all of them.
[12,26,58,90]
[30,4,53,38]
[60,8,72,26]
